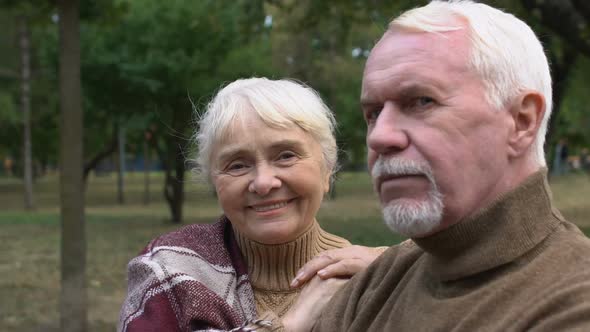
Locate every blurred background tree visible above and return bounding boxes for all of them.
[0,0,588,223]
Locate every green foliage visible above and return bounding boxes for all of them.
[264,0,424,167]
[29,0,275,167]
[558,56,590,149]
[0,91,19,156]
[1,0,590,216]
[77,0,272,140]
[0,90,17,123]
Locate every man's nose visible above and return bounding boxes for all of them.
[366,102,410,155]
[248,164,281,196]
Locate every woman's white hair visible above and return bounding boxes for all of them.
[389,0,552,166]
[193,77,338,182]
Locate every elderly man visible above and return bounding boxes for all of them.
[283,0,590,331]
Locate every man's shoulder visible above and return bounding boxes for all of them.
[380,239,424,263]
[540,219,590,269]
[349,239,425,289]
[547,218,590,250]
[511,224,590,330]
[311,240,426,331]
[514,219,590,300]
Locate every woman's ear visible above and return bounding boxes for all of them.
[323,171,331,194]
[507,91,545,158]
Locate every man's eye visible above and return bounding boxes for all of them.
[412,96,435,108]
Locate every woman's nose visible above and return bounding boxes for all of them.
[248,164,281,196]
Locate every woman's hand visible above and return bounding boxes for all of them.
[290,245,388,288]
[282,275,349,332]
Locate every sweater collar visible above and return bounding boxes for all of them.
[233,220,323,291]
[413,169,564,281]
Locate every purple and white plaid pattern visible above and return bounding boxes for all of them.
[118,217,258,332]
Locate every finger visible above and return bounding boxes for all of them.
[317,259,366,279]
[291,253,338,288]
[290,246,380,288]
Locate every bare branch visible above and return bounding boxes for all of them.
[83,125,117,181]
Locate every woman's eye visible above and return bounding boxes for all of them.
[280,151,295,159]
[228,163,245,170]
[278,151,297,161]
[365,109,381,124]
[279,151,296,160]
[225,161,250,175]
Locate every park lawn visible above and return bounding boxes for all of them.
[0,171,589,331]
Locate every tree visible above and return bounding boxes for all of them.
[0,1,52,207]
[30,1,128,184]
[18,13,34,209]
[58,0,87,331]
[0,6,62,176]
[84,0,270,223]
[517,0,590,152]
[554,56,590,150]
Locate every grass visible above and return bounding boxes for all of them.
[0,170,589,331]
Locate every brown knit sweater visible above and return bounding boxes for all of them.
[234,220,350,319]
[314,170,590,331]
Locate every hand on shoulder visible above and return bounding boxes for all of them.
[290,245,388,288]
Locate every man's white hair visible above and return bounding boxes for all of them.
[389,0,552,166]
[193,77,338,182]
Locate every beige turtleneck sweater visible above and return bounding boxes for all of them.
[314,170,590,331]
[234,221,350,319]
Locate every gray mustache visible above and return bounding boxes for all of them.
[371,157,434,180]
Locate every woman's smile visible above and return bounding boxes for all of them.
[249,198,295,214]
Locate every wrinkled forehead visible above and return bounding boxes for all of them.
[368,28,471,73]
[361,29,474,100]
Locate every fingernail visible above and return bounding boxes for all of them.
[295,271,305,279]
[290,278,299,288]
[318,269,326,277]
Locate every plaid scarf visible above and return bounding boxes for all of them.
[118,217,258,332]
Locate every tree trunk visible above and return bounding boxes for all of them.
[117,125,126,204]
[149,129,184,223]
[163,140,185,223]
[19,15,34,211]
[83,123,117,183]
[58,0,87,331]
[143,138,150,205]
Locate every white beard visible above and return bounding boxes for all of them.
[371,157,444,238]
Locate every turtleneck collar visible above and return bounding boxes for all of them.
[233,220,347,291]
[413,169,564,281]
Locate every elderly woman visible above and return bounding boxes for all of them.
[118,78,383,332]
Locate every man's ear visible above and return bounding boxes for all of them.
[507,91,545,158]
